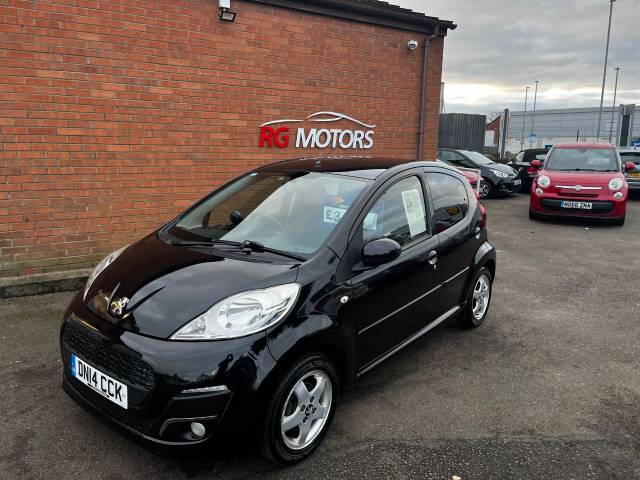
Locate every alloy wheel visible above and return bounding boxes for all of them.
[472,274,491,320]
[280,370,332,450]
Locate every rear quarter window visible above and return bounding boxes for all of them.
[426,173,469,234]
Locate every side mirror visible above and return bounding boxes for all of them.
[362,238,401,267]
[229,210,244,225]
[531,159,542,169]
[624,161,636,172]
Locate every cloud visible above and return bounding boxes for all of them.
[395,0,640,114]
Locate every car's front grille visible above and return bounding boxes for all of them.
[559,192,600,198]
[62,321,155,390]
[68,376,155,435]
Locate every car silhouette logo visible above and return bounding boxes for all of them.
[109,297,129,317]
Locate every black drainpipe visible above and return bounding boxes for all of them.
[417,25,440,161]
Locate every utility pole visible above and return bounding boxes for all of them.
[608,67,620,144]
[520,86,530,151]
[596,0,617,141]
[530,80,539,148]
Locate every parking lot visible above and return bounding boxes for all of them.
[2,193,640,480]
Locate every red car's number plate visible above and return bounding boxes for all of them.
[560,201,592,210]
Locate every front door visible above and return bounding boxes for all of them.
[347,174,443,370]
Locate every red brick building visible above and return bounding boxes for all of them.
[0,0,455,282]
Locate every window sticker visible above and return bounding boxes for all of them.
[323,206,347,224]
[363,211,378,230]
[401,189,426,237]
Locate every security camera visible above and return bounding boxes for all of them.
[407,40,419,51]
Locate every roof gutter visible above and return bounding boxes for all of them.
[248,0,456,34]
[418,25,440,162]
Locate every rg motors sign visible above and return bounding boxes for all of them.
[259,111,376,149]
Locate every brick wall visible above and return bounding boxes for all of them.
[0,0,445,278]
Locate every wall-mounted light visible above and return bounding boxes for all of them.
[219,0,236,22]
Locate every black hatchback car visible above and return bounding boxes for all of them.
[438,148,520,196]
[60,157,496,463]
[509,148,550,193]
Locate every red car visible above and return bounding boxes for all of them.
[436,159,489,198]
[529,143,635,226]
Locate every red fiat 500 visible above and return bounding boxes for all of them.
[529,143,635,226]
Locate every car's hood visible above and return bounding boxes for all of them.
[484,163,516,175]
[542,170,623,186]
[85,234,299,338]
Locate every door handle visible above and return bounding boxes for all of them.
[427,250,438,267]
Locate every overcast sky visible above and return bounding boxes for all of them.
[396,0,639,116]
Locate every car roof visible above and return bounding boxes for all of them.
[256,157,442,179]
[553,142,614,149]
[521,148,549,153]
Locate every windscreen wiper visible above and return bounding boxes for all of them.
[169,239,241,247]
[240,240,307,262]
[170,238,306,262]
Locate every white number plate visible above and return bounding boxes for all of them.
[71,353,128,409]
[513,179,521,185]
[560,201,592,209]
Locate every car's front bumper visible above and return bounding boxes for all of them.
[625,178,640,190]
[495,177,520,194]
[60,308,274,448]
[530,191,627,219]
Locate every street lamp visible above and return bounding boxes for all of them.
[596,0,617,141]
[530,80,539,148]
[520,86,530,151]
[608,67,620,144]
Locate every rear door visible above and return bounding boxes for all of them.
[425,171,479,314]
[347,173,442,370]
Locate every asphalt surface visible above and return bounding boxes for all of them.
[2,193,640,479]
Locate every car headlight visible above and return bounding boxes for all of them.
[491,170,509,178]
[608,178,624,191]
[83,245,129,300]
[537,175,551,188]
[171,283,300,340]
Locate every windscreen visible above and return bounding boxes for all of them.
[462,151,495,165]
[172,172,368,256]
[545,148,619,172]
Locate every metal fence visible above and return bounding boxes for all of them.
[438,113,487,152]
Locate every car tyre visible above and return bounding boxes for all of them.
[611,213,625,226]
[484,180,495,197]
[529,207,543,221]
[459,266,493,329]
[260,354,339,464]
[479,181,490,198]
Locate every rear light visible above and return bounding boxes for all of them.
[475,194,487,229]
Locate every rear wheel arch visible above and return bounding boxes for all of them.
[463,243,496,303]
[483,258,496,281]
